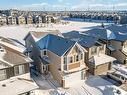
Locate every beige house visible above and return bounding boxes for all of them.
[81,25,127,66]
[63,31,116,75]
[26,15,33,24]
[0,37,38,95]
[18,16,26,25]
[107,40,127,65]
[7,16,17,25]
[24,31,88,88]
[0,16,7,26]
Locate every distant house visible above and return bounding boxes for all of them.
[34,15,42,25]
[25,15,33,24]
[82,25,127,65]
[63,31,116,75]
[7,16,17,25]
[24,31,88,88]
[18,15,26,25]
[0,37,38,95]
[9,9,19,17]
[0,16,7,26]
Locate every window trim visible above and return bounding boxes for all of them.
[14,65,25,76]
[91,46,97,55]
[0,69,7,81]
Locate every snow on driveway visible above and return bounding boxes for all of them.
[64,76,127,95]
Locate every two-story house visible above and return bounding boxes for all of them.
[25,32,88,88]
[0,16,7,26]
[0,37,38,95]
[34,15,43,25]
[63,31,116,75]
[18,15,26,25]
[25,15,33,24]
[82,25,127,65]
[7,16,17,25]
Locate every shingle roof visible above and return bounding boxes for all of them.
[83,25,127,42]
[36,34,76,56]
[63,31,101,48]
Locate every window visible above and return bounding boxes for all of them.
[91,46,97,55]
[69,57,73,63]
[76,55,79,61]
[100,45,104,51]
[80,53,83,60]
[124,42,127,48]
[0,69,6,81]
[43,50,47,55]
[63,57,67,64]
[14,65,25,76]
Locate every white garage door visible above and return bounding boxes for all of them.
[64,71,83,87]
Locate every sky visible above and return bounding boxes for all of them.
[1,0,127,11]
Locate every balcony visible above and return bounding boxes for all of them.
[63,62,87,74]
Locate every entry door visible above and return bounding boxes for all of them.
[43,65,49,71]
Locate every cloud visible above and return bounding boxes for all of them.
[12,0,127,11]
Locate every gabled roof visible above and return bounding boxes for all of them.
[36,34,76,56]
[82,25,127,42]
[24,30,63,42]
[0,37,33,68]
[63,31,103,48]
[107,25,127,41]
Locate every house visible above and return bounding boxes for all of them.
[25,32,88,88]
[63,31,116,75]
[25,15,33,24]
[0,16,7,26]
[0,37,38,95]
[24,30,63,49]
[34,15,42,25]
[9,9,19,17]
[82,25,127,65]
[18,15,26,25]
[7,16,17,25]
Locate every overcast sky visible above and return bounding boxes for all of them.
[1,0,127,11]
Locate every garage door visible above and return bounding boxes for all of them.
[95,63,109,75]
[64,71,83,87]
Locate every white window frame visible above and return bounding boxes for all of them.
[0,69,6,80]
[14,65,25,76]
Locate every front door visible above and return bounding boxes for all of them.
[43,65,49,74]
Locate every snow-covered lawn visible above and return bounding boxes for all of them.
[32,68,127,95]
[64,76,127,95]
[0,21,100,45]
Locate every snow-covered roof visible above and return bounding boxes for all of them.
[89,54,116,66]
[0,22,100,45]
[107,45,116,51]
[29,30,63,42]
[0,39,32,68]
[0,78,38,95]
[106,29,116,40]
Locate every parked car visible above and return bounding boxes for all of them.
[107,71,127,84]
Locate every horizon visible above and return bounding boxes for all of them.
[1,0,127,11]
